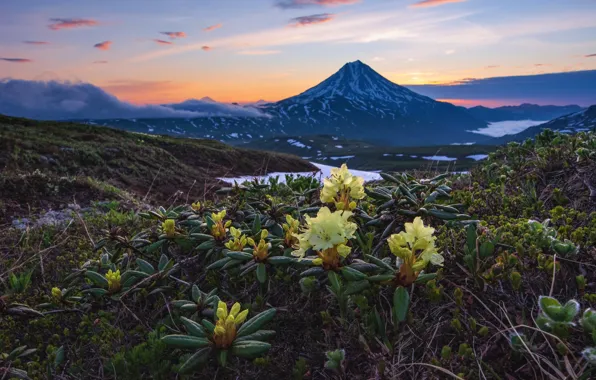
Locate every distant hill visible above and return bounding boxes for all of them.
[492,105,596,144]
[0,115,315,211]
[81,61,490,147]
[466,103,584,122]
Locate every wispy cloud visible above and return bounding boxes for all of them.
[23,41,50,45]
[94,41,112,50]
[48,18,99,30]
[204,24,222,32]
[275,0,359,9]
[410,0,466,8]
[288,13,335,27]
[485,65,499,69]
[153,39,173,45]
[445,49,455,55]
[93,60,108,64]
[371,56,385,62]
[237,49,281,55]
[534,63,550,67]
[201,46,212,51]
[586,54,596,58]
[1,58,32,63]
[160,31,186,39]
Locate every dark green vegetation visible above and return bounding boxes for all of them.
[0,115,315,224]
[241,135,496,171]
[2,128,596,379]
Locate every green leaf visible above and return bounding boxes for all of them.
[561,300,580,322]
[231,340,271,358]
[252,214,261,235]
[217,349,228,367]
[145,239,166,253]
[344,280,370,295]
[368,274,395,282]
[427,209,459,220]
[54,346,65,368]
[479,241,495,258]
[347,262,380,273]
[415,273,437,284]
[300,267,325,277]
[237,308,276,337]
[234,330,276,342]
[158,255,170,271]
[393,286,410,323]
[267,256,295,265]
[365,254,394,272]
[207,257,232,270]
[192,285,202,304]
[328,271,341,293]
[126,270,151,279]
[226,251,254,261]
[180,317,207,337]
[197,240,216,251]
[181,304,199,312]
[190,233,215,241]
[178,347,211,373]
[256,263,267,284]
[4,368,31,380]
[222,259,244,270]
[340,267,367,281]
[136,258,155,274]
[85,271,108,288]
[162,335,211,349]
[201,319,215,333]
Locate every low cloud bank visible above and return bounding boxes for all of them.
[0,79,268,120]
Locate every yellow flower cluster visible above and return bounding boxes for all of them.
[162,219,176,237]
[211,210,231,241]
[191,201,201,212]
[282,215,300,248]
[213,301,249,348]
[320,164,365,211]
[292,207,357,270]
[225,227,249,251]
[249,230,270,261]
[106,269,122,293]
[387,217,443,286]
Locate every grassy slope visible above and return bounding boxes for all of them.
[240,135,497,171]
[2,126,596,379]
[0,115,315,222]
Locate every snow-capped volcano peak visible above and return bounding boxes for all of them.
[287,60,430,105]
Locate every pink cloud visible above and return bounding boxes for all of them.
[202,46,212,51]
[94,41,112,50]
[153,39,173,45]
[23,41,50,45]
[204,24,222,32]
[410,0,466,8]
[160,31,186,39]
[276,0,359,8]
[93,60,108,64]
[584,54,596,58]
[288,13,335,27]
[1,58,32,63]
[48,18,99,30]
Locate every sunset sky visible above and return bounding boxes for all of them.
[1,0,596,105]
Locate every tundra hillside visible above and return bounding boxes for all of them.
[1,128,596,380]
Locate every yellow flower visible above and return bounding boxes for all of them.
[162,219,176,237]
[51,287,62,299]
[191,201,201,212]
[320,164,365,211]
[210,210,229,241]
[250,230,270,261]
[213,301,249,348]
[292,207,357,270]
[106,269,122,293]
[225,227,249,251]
[282,215,300,247]
[387,217,443,286]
